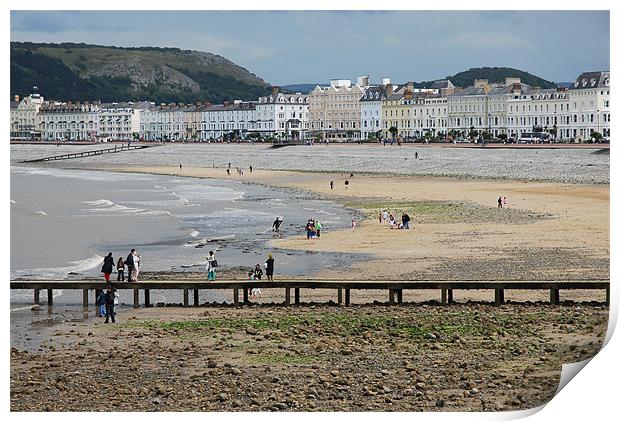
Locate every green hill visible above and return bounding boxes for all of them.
[416,67,557,89]
[10,42,271,103]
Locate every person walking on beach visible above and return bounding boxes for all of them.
[415,151,419,159]
[104,285,116,324]
[330,180,334,190]
[116,257,125,282]
[344,180,349,190]
[206,251,217,281]
[249,165,253,173]
[498,196,503,208]
[179,164,182,171]
[265,254,275,282]
[101,253,114,282]
[315,220,322,238]
[96,288,106,317]
[125,249,136,282]
[502,196,507,208]
[351,219,357,231]
[226,168,231,176]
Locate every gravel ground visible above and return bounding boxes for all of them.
[11,144,610,184]
[10,303,607,412]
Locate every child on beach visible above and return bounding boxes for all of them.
[502,196,507,207]
[206,251,217,281]
[96,289,106,317]
[351,219,357,231]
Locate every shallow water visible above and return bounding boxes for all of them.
[11,166,362,299]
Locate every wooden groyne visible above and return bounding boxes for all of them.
[20,143,161,163]
[10,279,610,308]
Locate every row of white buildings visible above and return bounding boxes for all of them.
[10,71,610,142]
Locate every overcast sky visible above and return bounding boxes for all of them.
[11,10,610,85]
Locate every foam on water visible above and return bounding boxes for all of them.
[81,199,173,217]
[11,254,104,280]
[35,210,47,216]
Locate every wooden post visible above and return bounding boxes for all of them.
[447,289,454,304]
[397,289,403,304]
[550,289,560,305]
[34,288,40,305]
[337,288,343,306]
[243,288,249,305]
[606,286,610,306]
[133,289,139,308]
[494,288,505,306]
[294,288,300,305]
[233,288,239,306]
[144,289,150,307]
[345,289,351,307]
[183,289,189,307]
[82,289,89,308]
[389,289,395,304]
[193,289,199,307]
[47,289,53,306]
[285,288,291,306]
[441,289,447,305]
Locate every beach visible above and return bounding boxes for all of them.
[10,144,610,411]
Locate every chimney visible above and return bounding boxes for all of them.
[271,86,279,95]
[512,83,522,94]
[386,83,394,97]
[357,75,370,87]
[474,79,488,88]
[381,77,391,86]
[223,101,231,107]
[505,77,521,86]
[14,95,20,102]
[440,87,455,97]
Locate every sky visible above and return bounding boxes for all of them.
[10,10,610,85]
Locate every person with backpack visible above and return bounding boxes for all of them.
[125,249,136,281]
[104,285,116,323]
[101,252,114,282]
[206,251,217,281]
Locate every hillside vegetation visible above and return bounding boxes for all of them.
[10,42,271,103]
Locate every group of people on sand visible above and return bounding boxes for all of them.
[497,196,508,208]
[95,284,118,323]
[225,162,253,176]
[379,209,411,230]
[101,249,141,282]
[305,218,323,240]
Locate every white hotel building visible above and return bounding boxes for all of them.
[360,79,392,139]
[10,90,45,140]
[254,89,309,140]
[39,102,99,141]
[200,101,257,140]
[98,101,151,141]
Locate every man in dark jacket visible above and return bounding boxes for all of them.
[402,213,411,229]
[125,249,135,282]
[105,285,116,324]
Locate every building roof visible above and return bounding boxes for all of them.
[10,101,19,110]
[360,85,388,102]
[259,92,309,104]
[569,71,610,90]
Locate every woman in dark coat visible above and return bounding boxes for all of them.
[101,252,114,282]
[265,254,274,282]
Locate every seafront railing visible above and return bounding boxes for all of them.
[10,279,610,308]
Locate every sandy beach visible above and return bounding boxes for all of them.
[11,146,610,412]
[105,166,609,286]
